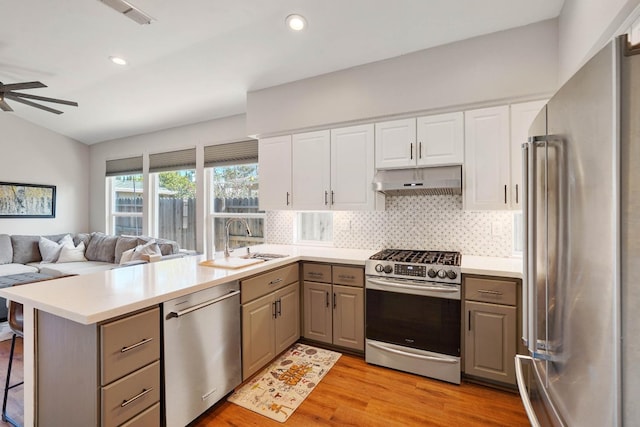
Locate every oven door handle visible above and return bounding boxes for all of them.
[366,278,458,293]
[368,341,458,364]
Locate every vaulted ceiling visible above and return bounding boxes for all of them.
[0,0,564,144]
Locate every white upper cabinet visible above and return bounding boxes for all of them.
[375,118,417,169]
[416,112,464,166]
[331,124,377,211]
[292,130,331,210]
[375,114,463,169]
[464,106,510,210]
[510,100,547,210]
[258,135,292,211]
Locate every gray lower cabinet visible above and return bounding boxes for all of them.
[37,306,161,426]
[464,276,518,385]
[302,263,364,352]
[241,264,300,380]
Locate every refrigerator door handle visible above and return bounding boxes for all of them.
[521,141,530,348]
[515,355,541,427]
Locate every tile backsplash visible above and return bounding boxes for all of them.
[265,195,516,257]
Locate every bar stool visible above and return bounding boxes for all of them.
[2,300,23,427]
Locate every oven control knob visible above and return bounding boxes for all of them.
[446,270,457,280]
[437,269,447,279]
[375,264,384,273]
[383,265,393,274]
[427,268,437,278]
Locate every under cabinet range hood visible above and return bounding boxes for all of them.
[372,165,462,196]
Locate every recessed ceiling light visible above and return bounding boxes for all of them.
[286,14,307,31]
[109,56,128,66]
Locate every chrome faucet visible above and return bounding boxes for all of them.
[224,218,252,258]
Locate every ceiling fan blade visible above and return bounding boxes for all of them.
[4,93,64,114]
[0,99,13,112]
[1,81,47,91]
[9,92,78,107]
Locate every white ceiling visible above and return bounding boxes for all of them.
[0,0,565,144]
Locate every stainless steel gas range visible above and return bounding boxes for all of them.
[365,249,462,384]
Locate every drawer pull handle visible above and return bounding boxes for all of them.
[477,289,503,295]
[269,278,283,285]
[339,275,355,280]
[121,388,153,407]
[121,337,154,353]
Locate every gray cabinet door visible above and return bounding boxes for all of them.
[332,284,364,351]
[242,293,276,380]
[465,300,516,384]
[275,282,301,354]
[303,281,332,344]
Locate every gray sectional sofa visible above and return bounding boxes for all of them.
[0,232,183,319]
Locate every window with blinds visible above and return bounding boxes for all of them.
[149,148,196,173]
[205,140,263,254]
[105,156,144,237]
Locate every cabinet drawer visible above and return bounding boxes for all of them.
[465,277,516,306]
[119,402,160,427]
[332,266,364,287]
[241,264,299,304]
[100,307,160,385]
[302,263,332,283]
[101,361,160,427]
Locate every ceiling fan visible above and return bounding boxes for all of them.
[0,81,78,114]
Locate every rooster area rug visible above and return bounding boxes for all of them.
[227,343,341,422]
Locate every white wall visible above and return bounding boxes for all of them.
[558,0,640,82]
[247,19,558,138]
[0,114,89,235]
[89,114,249,251]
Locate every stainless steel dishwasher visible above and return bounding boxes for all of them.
[163,280,241,427]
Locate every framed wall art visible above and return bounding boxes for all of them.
[0,182,56,218]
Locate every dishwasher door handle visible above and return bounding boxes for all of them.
[166,290,240,319]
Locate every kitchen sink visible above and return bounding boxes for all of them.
[241,252,289,261]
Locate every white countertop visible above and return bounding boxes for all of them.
[0,244,522,325]
[461,255,523,279]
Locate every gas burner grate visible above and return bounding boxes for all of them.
[369,249,461,266]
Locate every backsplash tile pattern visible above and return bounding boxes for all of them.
[266,195,515,257]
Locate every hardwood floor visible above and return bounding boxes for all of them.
[194,353,530,426]
[0,339,528,426]
[0,336,23,427]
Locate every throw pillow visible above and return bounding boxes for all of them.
[57,242,87,263]
[85,232,118,263]
[119,247,136,265]
[114,236,140,264]
[39,234,72,263]
[131,241,162,261]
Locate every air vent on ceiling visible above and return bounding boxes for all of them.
[99,0,155,25]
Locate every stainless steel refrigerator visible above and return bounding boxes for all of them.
[516,34,640,426]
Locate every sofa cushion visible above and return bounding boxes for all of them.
[85,232,118,263]
[57,242,87,263]
[38,261,114,277]
[11,235,42,264]
[0,235,12,264]
[131,241,161,261]
[114,236,139,264]
[0,263,39,276]
[73,233,91,248]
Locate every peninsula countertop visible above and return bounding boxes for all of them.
[0,244,522,325]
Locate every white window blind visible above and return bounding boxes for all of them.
[149,148,196,172]
[105,156,143,176]
[204,140,258,167]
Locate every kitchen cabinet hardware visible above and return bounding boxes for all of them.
[477,289,503,295]
[338,275,355,280]
[276,299,282,317]
[166,290,240,318]
[410,142,414,159]
[331,190,334,205]
[333,292,337,309]
[121,337,154,353]
[121,388,153,408]
[504,185,507,204]
[325,291,330,308]
[419,141,423,159]
[269,278,283,286]
[325,190,328,205]
[516,184,519,204]
[286,192,290,206]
